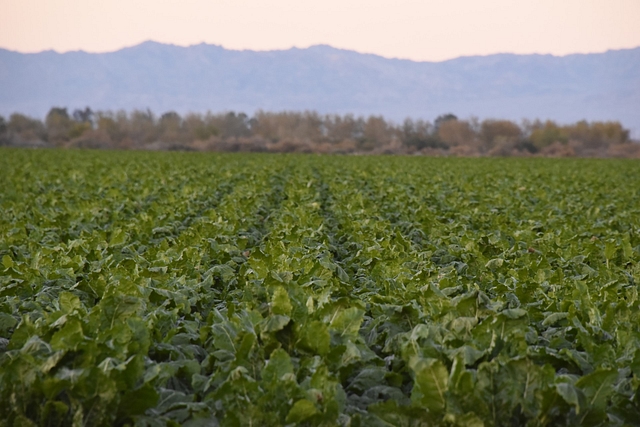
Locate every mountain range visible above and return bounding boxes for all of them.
[1,41,639,135]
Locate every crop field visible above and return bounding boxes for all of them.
[1,149,640,426]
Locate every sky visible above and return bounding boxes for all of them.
[1,0,639,61]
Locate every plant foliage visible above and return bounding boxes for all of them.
[1,149,640,426]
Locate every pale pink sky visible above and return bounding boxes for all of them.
[1,0,639,61]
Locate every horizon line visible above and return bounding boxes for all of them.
[1,40,639,63]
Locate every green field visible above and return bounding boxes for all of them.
[1,149,640,426]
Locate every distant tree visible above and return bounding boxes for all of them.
[529,121,568,149]
[218,112,251,139]
[438,120,476,148]
[45,107,74,145]
[251,111,275,141]
[434,113,457,131]
[252,111,324,142]
[0,115,7,145]
[72,107,94,124]
[3,106,632,156]
[565,120,629,149]
[401,118,415,140]
[158,111,182,142]
[8,113,46,143]
[295,111,324,141]
[480,119,522,150]
[95,110,128,146]
[69,108,94,139]
[160,111,180,122]
[128,109,157,146]
[401,118,441,149]
[360,115,389,149]
[323,114,360,144]
[183,113,218,141]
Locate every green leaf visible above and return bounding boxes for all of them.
[117,383,159,417]
[447,345,485,366]
[604,241,617,261]
[210,321,238,354]
[622,235,633,259]
[59,291,82,313]
[542,312,568,327]
[109,228,128,246]
[347,367,387,393]
[286,399,318,423]
[41,401,69,425]
[575,368,617,419]
[410,357,449,414]
[272,286,292,316]
[0,312,17,333]
[299,320,330,355]
[501,308,527,319]
[262,315,290,332]
[330,307,364,338]
[485,258,504,270]
[2,255,14,269]
[262,348,294,385]
[41,351,66,374]
[446,412,485,427]
[50,318,84,351]
[335,265,349,282]
[556,382,586,414]
[12,415,37,427]
[208,264,237,283]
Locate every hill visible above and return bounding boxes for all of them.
[1,42,638,134]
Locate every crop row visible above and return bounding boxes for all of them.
[1,150,640,426]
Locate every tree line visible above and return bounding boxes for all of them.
[0,107,636,157]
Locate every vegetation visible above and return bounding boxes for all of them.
[1,149,640,426]
[0,108,636,157]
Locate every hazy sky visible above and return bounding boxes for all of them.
[2,0,639,61]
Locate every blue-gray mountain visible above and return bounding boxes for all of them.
[1,41,639,135]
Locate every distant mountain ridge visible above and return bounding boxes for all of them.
[1,41,639,135]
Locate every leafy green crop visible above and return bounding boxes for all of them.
[1,149,640,426]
